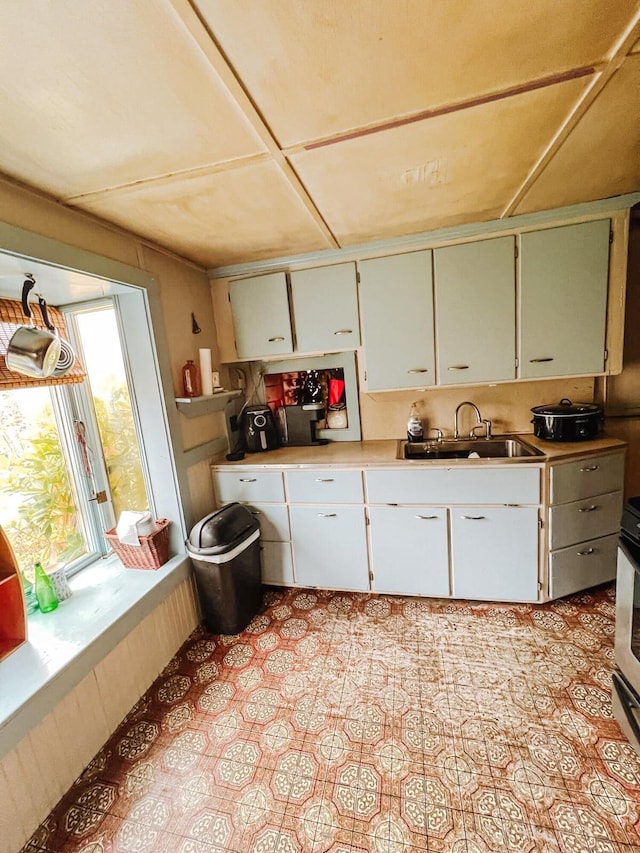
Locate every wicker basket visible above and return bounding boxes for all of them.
[104,519,171,569]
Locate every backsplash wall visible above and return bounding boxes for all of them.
[358,377,596,440]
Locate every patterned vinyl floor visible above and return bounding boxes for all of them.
[21,584,640,853]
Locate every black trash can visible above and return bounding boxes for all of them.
[186,503,262,634]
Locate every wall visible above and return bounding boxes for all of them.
[0,176,227,525]
[0,577,200,853]
[0,178,219,849]
[600,224,640,497]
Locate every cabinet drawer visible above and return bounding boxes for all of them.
[549,491,623,550]
[245,503,290,542]
[260,542,294,586]
[286,470,363,503]
[212,470,285,504]
[366,467,540,506]
[548,533,618,599]
[550,452,625,504]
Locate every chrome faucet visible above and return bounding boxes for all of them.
[454,401,482,439]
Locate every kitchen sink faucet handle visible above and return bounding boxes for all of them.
[470,419,492,439]
[429,427,444,442]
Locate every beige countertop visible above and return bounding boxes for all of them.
[212,433,626,469]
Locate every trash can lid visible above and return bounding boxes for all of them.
[187,502,259,556]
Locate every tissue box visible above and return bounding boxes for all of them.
[104,519,171,569]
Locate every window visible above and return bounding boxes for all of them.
[0,301,150,579]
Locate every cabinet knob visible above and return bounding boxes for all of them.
[578,547,595,556]
[580,465,600,472]
[415,514,438,520]
[317,513,337,518]
[407,368,428,374]
[529,357,554,363]
[448,365,469,371]
[268,336,285,342]
[239,478,257,483]
[578,505,598,513]
[333,329,353,336]
[460,515,486,520]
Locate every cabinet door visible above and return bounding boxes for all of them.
[261,542,294,586]
[519,220,610,378]
[369,506,449,596]
[290,506,369,591]
[212,470,285,504]
[229,272,293,358]
[290,263,360,352]
[358,251,435,390]
[434,237,515,384]
[451,507,539,601]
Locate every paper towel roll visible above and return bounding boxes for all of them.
[199,348,213,396]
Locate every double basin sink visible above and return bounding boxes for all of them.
[399,436,544,461]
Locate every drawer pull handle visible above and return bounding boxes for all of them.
[578,547,595,556]
[407,368,428,374]
[239,478,257,483]
[315,478,335,483]
[318,513,337,518]
[580,465,600,472]
[333,329,353,336]
[461,515,486,520]
[578,505,598,513]
[448,365,469,371]
[268,336,285,342]
[529,357,554,363]
[415,514,438,520]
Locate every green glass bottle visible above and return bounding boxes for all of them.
[19,568,39,615]
[34,562,59,613]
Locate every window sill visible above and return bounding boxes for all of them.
[0,552,192,760]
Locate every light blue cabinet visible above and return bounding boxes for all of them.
[290,262,360,352]
[434,237,516,384]
[289,505,369,591]
[519,219,610,378]
[368,506,449,596]
[358,251,435,391]
[229,271,293,359]
[451,507,539,601]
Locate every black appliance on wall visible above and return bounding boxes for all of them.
[241,405,279,453]
[613,498,640,756]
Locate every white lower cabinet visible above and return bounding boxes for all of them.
[368,506,449,596]
[260,541,295,586]
[451,507,540,602]
[289,505,370,591]
[546,452,624,598]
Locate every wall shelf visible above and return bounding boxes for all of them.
[175,389,242,418]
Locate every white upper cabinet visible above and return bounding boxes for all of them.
[290,263,360,352]
[518,219,611,379]
[229,272,293,359]
[358,250,435,391]
[434,237,516,385]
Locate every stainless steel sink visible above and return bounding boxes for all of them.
[398,436,544,460]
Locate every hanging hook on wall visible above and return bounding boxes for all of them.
[191,313,201,334]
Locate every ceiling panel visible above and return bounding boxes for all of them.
[0,0,266,199]
[196,0,639,147]
[289,78,590,246]
[516,55,640,214]
[72,161,335,267]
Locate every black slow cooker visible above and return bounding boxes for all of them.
[530,398,603,441]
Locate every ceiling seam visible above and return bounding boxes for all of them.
[501,12,640,217]
[297,66,598,152]
[166,0,340,250]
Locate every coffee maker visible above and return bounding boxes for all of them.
[241,405,279,452]
[278,404,328,446]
